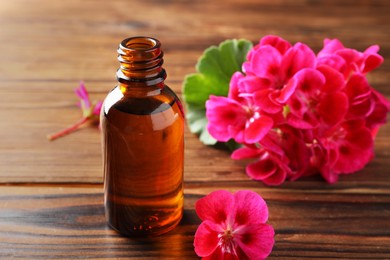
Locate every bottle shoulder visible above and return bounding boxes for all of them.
[103,85,183,117]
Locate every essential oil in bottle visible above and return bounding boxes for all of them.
[101,36,184,236]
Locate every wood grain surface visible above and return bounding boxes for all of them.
[0,0,389,258]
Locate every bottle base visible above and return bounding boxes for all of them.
[104,198,183,237]
[106,213,182,237]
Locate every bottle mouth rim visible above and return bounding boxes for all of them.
[120,36,161,52]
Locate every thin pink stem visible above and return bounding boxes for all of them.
[47,117,89,141]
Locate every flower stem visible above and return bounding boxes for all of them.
[47,117,89,141]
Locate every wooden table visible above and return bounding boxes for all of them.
[0,0,389,258]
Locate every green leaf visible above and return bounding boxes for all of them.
[182,39,253,146]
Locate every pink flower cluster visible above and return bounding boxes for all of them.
[206,36,389,185]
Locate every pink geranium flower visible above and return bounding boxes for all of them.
[242,36,316,113]
[194,190,274,259]
[206,72,273,144]
[286,66,348,129]
[314,120,374,183]
[47,82,102,141]
[317,38,384,78]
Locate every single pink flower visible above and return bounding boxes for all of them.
[194,190,274,260]
[206,72,273,144]
[47,82,103,141]
[316,120,374,181]
[242,36,316,114]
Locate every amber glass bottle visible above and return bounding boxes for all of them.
[101,36,184,236]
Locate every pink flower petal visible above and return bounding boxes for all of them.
[317,92,349,126]
[317,54,346,73]
[362,45,383,73]
[244,116,274,144]
[364,44,379,54]
[259,35,292,55]
[287,114,318,129]
[246,45,282,78]
[310,142,340,184]
[206,96,246,142]
[334,124,374,174]
[318,38,345,57]
[259,133,285,156]
[253,89,282,113]
[280,43,316,80]
[263,167,288,186]
[317,65,345,92]
[207,126,231,143]
[275,77,297,104]
[195,190,235,223]
[194,220,221,257]
[348,97,375,120]
[75,81,91,109]
[336,48,362,77]
[229,72,245,102]
[362,53,383,74]
[288,95,306,117]
[297,68,325,94]
[202,247,230,260]
[93,101,103,115]
[238,76,271,93]
[245,153,289,185]
[231,147,262,160]
[344,74,374,119]
[366,101,389,129]
[280,68,324,104]
[281,128,310,177]
[76,81,88,99]
[345,74,371,101]
[320,166,339,184]
[366,89,390,128]
[232,129,245,144]
[235,224,275,260]
[233,190,269,225]
[246,156,277,181]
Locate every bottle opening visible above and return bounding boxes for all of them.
[121,37,160,52]
[117,36,166,86]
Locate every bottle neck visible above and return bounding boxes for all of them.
[116,37,166,88]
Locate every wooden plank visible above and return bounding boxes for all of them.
[0,185,389,259]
